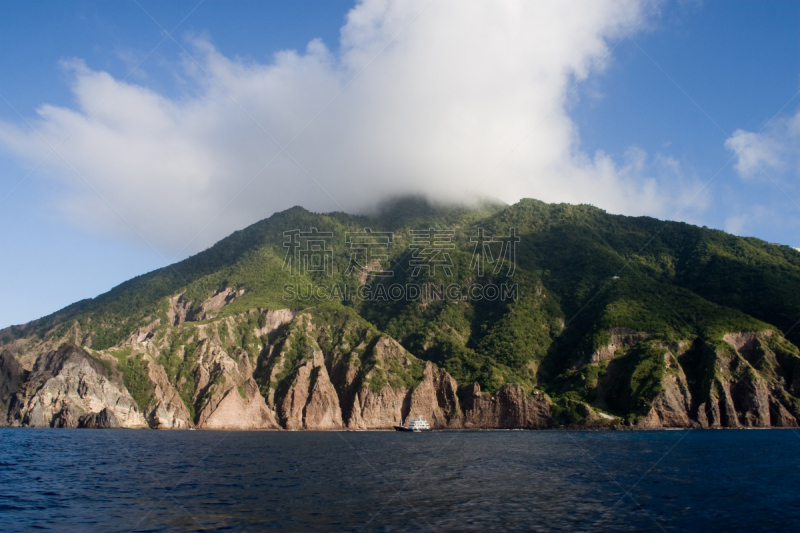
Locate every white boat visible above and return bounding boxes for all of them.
[394,415,431,432]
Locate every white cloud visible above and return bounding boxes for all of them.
[725,109,800,180]
[725,129,784,179]
[0,0,699,256]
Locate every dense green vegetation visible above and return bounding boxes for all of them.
[158,332,200,421]
[604,343,669,420]
[5,196,800,420]
[110,348,153,412]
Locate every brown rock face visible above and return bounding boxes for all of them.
[275,335,344,430]
[341,340,465,429]
[6,344,146,428]
[195,287,246,321]
[258,314,474,430]
[637,358,694,428]
[96,307,293,430]
[278,360,344,430]
[254,309,296,337]
[78,407,120,429]
[0,307,599,431]
[197,380,280,430]
[0,350,24,424]
[768,396,799,427]
[13,310,799,432]
[145,363,192,429]
[629,333,800,429]
[460,383,550,429]
[404,363,461,427]
[343,337,410,429]
[167,294,193,326]
[348,384,406,429]
[303,364,345,429]
[589,328,649,364]
[166,287,247,326]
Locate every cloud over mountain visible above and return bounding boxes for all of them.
[0,0,698,255]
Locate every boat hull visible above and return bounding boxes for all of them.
[394,426,431,432]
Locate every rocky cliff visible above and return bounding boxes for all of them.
[0,350,24,417]
[5,344,145,428]
[1,308,559,429]
[6,303,800,431]
[575,329,800,428]
[5,305,800,430]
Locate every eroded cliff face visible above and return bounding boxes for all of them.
[167,287,247,326]
[0,350,24,421]
[587,328,650,365]
[5,344,146,428]
[129,308,294,430]
[459,383,551,428]
[689,332,800,429]
[257,312,468,429]
[6,305,800,430]
[144,362,193,429]
[2,307,554,430]
[583,330,800,428]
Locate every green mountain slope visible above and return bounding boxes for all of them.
[3,197,800,429]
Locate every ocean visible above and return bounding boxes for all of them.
[1,428,799,532]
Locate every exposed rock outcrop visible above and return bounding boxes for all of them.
[259,314,470,429]
[254,309,295,337]
[167,287,247,326]
[636,354,694,428]
[460,383,550,428]
[197,380,280,430]
[348,383,407,429]
[167,294,193,326]
[344,337,414,429]
[589,328,649,364]
[4,311,800,432]
[144,362,192,429]
[196,287,246,320]
[0,349,24,424]
[78,407,120,429]
[405,362,462,427]
[140,309,288,430]
[629,332,800,428]
[6,344,146,428]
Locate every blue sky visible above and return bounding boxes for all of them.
[0,0,799,329]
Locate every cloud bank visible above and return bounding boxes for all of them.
[0,0,696,255]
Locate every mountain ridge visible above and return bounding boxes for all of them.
[3,196,800,429]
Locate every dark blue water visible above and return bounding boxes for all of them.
[1,429,800,532]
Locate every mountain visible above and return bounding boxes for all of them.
[3,197,800,429]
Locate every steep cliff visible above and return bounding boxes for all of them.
[256,310,469,429]
[6,315,800,431]
[3,308,555,429]
[5,344,146,428]
[567,329,800,428]
[459,383,551,428]
[0,350,24,423]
